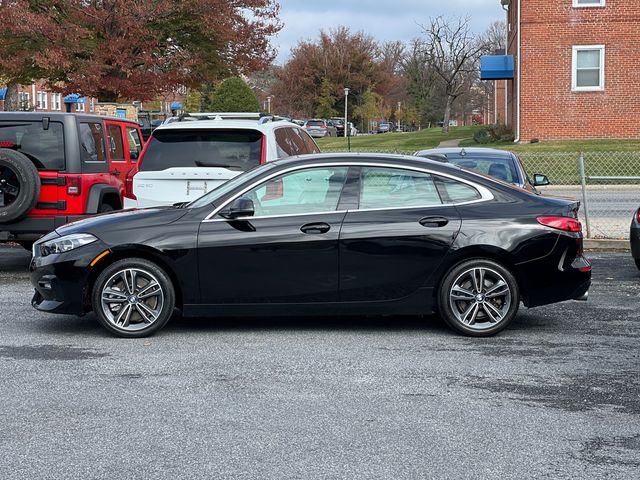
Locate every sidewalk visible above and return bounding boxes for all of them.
[437,138,465,148]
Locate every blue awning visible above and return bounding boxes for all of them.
[170,101,183,110]
[64,94,86,104]
[480,55,514,80]
[0,88,6,100]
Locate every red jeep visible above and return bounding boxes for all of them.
[0,112,143,249]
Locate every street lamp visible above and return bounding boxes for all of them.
[266,96,272,114]
[343,87,350,138]
[397,101,402,132]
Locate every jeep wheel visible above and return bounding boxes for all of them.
[0,149,40,223]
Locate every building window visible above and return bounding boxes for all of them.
[36,91,48,110]
[90,99,95,112]
[51,93,61,111]
[573,0,605,7]
[76,102,85,112]
[572,45,605,92]
[18,92,30,111]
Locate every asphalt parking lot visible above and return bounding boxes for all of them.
[0,245,639,479]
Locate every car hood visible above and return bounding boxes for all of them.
[56,207,189,237]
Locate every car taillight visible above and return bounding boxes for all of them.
[125,168,137,200]
[0,141,16,148]
[260,134,267,164]
[320,125,327,129]
[67,176,81,196]
[537,216,582,233]
[636,208,640,223]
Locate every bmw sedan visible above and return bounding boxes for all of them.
[30,154,591,338]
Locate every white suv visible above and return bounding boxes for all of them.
[124,113,321,208]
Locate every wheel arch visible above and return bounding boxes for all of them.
[86,244,184,310]
[86,184,122,213]
[432,245,527,306]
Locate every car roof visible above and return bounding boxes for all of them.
[416,147,515,158]
[0,111,140,125]
[155,118,301,132]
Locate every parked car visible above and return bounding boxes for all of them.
[31,153,590,338]
[328,118,345,136]
[414,147,549,194]
[304,119,338,138]
[0,112,144,249]
[631,207,640,270]
[125,113,320,208]
[377,122,391,134]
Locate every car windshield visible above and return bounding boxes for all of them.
[141,129,263,172]
[187,162,277,209]
[445,156,519,184]
[0,121,65,170]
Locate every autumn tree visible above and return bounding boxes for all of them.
[353,88,382,132]
[204,77,260,112]
[420,16,487,133]
[315,79,338,118]
[0,0,281,109]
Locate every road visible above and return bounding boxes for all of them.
[0,245,639,479]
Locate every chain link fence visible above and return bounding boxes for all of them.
[323,147,640,240]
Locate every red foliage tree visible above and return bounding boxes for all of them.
[0,0,281,108]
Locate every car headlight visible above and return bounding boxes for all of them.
[39,233,98,256]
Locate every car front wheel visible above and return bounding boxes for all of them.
[92,258,175,338]
[438,259,520,337]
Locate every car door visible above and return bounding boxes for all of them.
[339,166,463,302]
[197,165,350,304]
[104,121,129,188]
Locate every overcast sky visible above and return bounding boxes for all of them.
[273,0,505,63]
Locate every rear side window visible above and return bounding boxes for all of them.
[106,124,125,162]
[290,128,320,154]
[360,167,441,209]
[141,129,263,172]
[79,122,106,163]
[0,121,65,170]
[299,130,321,153]
[126,126,142,161]
[436,176,482,203]
[274,128,294,158]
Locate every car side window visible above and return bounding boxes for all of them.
[436,176,482,203]
[106,124,125,162]
[290,127,320,154]
[79,122,106,162]
[359,167,442,209]
[242,167,349,217]
[126,126,142,161]
[274,128,294,158]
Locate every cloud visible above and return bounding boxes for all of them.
[273,0,505,63]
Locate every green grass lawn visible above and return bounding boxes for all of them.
[459,138,640,152]
[316,126,477,153]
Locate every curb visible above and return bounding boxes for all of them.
[584,239,630,252]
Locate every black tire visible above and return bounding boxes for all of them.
[438,258,520,337]
[92,258,175,338]
[0,148,40,223]
[98,203,115,213]
[635,258,640,271]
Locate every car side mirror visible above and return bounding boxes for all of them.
[220,197,255,219]
[533,174,550,186]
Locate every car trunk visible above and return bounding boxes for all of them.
[134,129,264,206]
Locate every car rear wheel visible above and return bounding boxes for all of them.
[635,258,640,271]
[0,148,40,223]
[92,258,175,338]
[438,258,520,337]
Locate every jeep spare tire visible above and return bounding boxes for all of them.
[0,148,40,223]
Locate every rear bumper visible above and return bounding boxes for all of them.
[0,215,85,241]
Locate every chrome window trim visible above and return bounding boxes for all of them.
[202,161,494,222]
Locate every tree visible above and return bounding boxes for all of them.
[0,1,281,108]
[203,77,260,112]
[421,17,487,133]
[184,89,204,113]
[315,79,338,118]
[353,88,381,132]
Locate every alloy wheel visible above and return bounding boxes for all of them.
[0,165,20,208]
[100,268,165,332]
[448,267,512,331]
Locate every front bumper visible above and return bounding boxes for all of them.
[30,240,109,315]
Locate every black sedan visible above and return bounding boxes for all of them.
[30,154,591,338]
[631,207,640,270]
[414,147,550,194]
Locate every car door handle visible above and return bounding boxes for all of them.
[111,170,121,176]
[300,222,331,234]
[419,216,449,228]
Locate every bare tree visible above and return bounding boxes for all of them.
[481,20,508,54]
[422,16,487,133]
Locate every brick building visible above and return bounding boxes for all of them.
[500,0,640,142]
[0,81,98,114]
